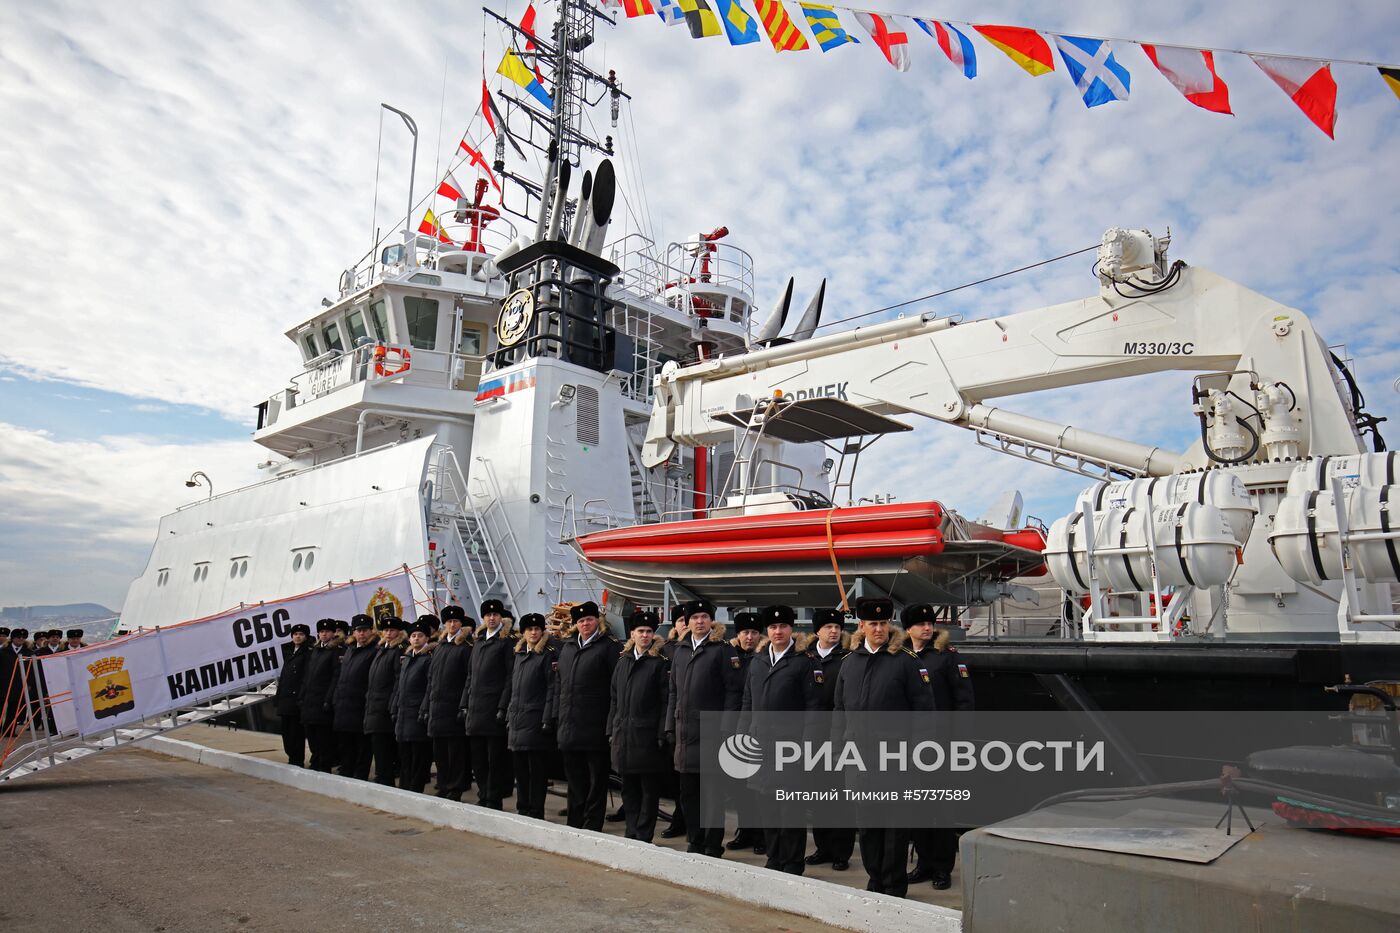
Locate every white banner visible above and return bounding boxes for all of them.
[34,571,417,740]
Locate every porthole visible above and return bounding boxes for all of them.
[304,552,315,570]
[201,565,209,581]
[293,553,303,571]
[230,563,239,579]
[240,560,249,578]
[193,567,201,582]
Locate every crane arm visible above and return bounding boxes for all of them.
[642,230,1362,473]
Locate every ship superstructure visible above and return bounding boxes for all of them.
[121,0,827,627]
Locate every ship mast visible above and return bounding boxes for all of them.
[483,0,628,234]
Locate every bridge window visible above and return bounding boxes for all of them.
[302,333,320,359]
[321,321,344,353]
[345,308,369,343]
[404,297,439,350]
[368,299,390,342]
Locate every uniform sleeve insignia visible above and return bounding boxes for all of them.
[730,656,741,669]
[957,663,969,678]
[918,667,930,683]
[813,669,824,684]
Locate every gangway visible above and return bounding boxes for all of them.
[1,679,277,784]
[2,568,418,785]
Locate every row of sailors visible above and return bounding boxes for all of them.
[1,628,87,735]
[1,628,88,654]
[272,596,973,898]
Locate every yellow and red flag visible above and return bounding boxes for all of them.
[974,25,1054,76]
[753,0,808,52]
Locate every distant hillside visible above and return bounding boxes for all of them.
[2,603,116,620]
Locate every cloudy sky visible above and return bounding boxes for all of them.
[1,1,1396,612]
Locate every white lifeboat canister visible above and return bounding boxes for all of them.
[1047,503,1240,594]
[1284,452,1399,496]
[1076,472,1256,546]
[1268,484,1400,584]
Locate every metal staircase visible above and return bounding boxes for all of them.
[1,681,276,784]
[425,444,514,610]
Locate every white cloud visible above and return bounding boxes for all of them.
[0,422,259,610]
[0,0,1395,607]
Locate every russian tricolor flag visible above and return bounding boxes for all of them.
[916,20,976,79]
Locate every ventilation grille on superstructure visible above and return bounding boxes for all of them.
[576,385,600,446]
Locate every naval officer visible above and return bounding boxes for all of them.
[833,597,934,898]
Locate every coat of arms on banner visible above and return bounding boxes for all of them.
[367,586,403,623]
[88,656,135,719]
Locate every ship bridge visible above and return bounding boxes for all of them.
[252,215,518,460]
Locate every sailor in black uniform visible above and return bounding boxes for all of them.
[658,603,690,839]
[726,610,765,853]
[462,599,515,809]
[364,616,408,785]
[274,623,313,767]
[332,614,377,780]
[391,620,436,793]
[508,613,558,819]
[556,600,621,831]
[608,608,671,842]
[741,604,821,874]
[300,619,344,772]
[424,605,473,800]
[804,608,855,870]
[665,599,744,857]
[901,603,974,890]
[834,597,935,898]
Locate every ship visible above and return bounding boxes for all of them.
[115,1,1398,724]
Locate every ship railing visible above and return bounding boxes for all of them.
[468,457,531,604]
[425,445,507,609]
[413,213,520,276]
[557,494,628,544]
[174,438,405,513]
[263,345,487,425]
[657,483,834,523]
[609,235,756,329]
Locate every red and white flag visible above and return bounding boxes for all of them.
[854,12,911,72]
[1251,55,1337,138]
[459,137,503,192]
[437,173,466,202]
[520,3,547,84]
[1141,45,1231,115]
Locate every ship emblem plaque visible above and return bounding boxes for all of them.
[496,288,535,348]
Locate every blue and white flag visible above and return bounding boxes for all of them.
[656,0,687,26]
[1053,36,1130,107]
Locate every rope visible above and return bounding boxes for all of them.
[824,507,850,614]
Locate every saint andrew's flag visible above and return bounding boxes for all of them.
[1141,45,1232,115]
[1054,35,1130,108]
[1251,55,1338,138]
[853,12,909,72]
[914,19,976,79]
[974,25,1053,76]
[753,0,808,52]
